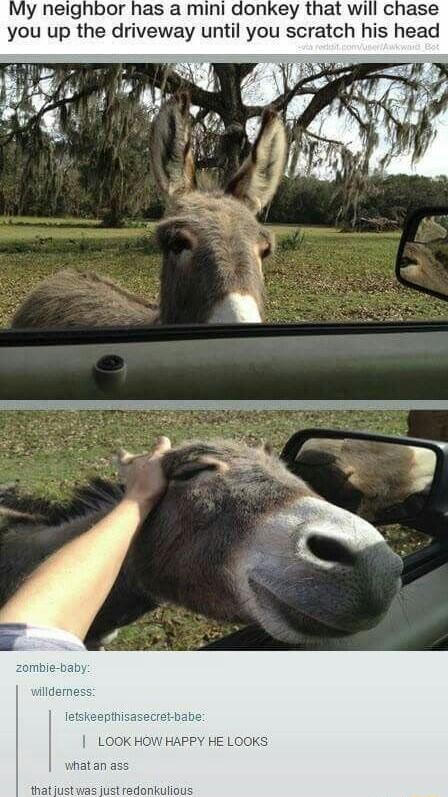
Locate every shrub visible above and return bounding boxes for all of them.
[278,228,305,251]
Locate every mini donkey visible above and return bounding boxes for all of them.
[12,94,287,329]
[401,241,448,296]
[0,439,402,648]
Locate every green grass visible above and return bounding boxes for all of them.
[0,409,421,650]
[0,217,446,326]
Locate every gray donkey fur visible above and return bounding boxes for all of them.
[12,94,287,329]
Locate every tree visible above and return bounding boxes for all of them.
[1,62,448,225]
[61,100,154,225]
[269,175,335,225]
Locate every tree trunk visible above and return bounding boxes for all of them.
[101,195,125,228]
[407,411,448,441]
[219,123,249,182]
[212,63,251,181]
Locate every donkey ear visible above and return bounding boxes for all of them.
[226,109,287,213]
[151,91,197,199]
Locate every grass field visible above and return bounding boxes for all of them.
[0,216,447,326]
[0,409,423,650]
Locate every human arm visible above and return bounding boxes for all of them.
[0,437,171,642]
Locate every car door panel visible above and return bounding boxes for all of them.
[1,323,448,399]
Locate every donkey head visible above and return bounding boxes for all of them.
[130,440,403,645]
[151,94,287,324]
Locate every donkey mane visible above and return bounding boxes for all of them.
[0,440,284,533]
[0,440,277,533]
[0,478,123,531]
[0,485,57,527]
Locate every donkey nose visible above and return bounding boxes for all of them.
[306,534,357,567]
[303,529,403,628]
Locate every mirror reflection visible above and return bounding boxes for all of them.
[291,438,437,525]
[399,214,448,297]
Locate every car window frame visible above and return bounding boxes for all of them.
[2,317,448,349]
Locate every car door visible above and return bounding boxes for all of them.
[2,318,448,399]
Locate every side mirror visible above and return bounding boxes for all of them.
[396,207,448,302]
[282,429,448,537]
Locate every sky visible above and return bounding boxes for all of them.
[386,116,448,176]
[309,106,448,178]
[368,104,448,177]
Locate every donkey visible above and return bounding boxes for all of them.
[401,241,448,296]
[0,439,402,648]
[416,216,448,244]
[11,94,287,330]
[292,437,436,524]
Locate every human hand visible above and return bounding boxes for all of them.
[116,436,171,517]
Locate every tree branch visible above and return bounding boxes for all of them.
[296,63,404,129]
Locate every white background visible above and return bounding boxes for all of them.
[1,0,447,56]
[1,652,448,796]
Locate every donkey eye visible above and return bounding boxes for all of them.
[401,255,418,266]
[171,463,218,482]
[259,239,272,259]
[169,230,194,255]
